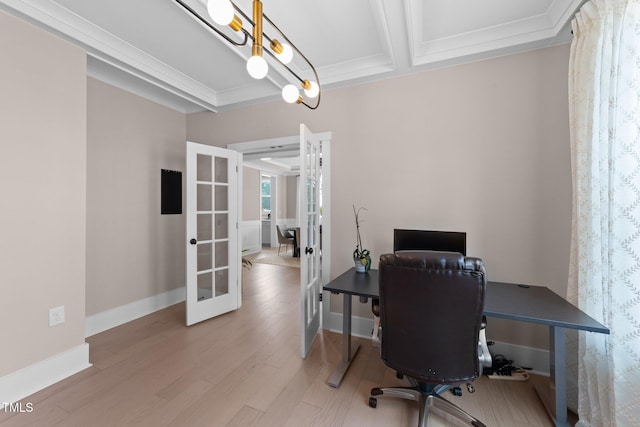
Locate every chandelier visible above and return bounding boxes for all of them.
[173,0,321,109]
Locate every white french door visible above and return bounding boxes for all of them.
[186,142,241,326]
[299,124,322,358]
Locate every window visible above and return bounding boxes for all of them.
[261,175,271,218]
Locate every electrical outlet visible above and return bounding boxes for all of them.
[49,306,65,327]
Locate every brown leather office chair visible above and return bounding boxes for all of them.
[369,251,487,427]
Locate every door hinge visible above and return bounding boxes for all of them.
[319,293,323,302]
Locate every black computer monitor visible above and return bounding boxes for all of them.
[393,229,466,255]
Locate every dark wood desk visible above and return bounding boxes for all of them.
[323,268,610,427]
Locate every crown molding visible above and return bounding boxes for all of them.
[407,0,582,67]
[0,0,221,111]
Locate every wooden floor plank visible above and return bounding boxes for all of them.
[224,405,263,427]
[133,380,212,427]
[283,401,323,427]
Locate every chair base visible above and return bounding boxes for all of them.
[369,382,486,427]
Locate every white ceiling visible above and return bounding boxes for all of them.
[1,0,585,115]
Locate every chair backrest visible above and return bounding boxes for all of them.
[276,225,290,243]
[379,250,486,384]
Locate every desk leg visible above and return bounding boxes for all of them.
[534,326,569,427]
[327,293,361,388]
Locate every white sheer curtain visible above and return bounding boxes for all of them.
[567,0,640,425]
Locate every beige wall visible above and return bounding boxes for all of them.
[0,11,87,376]
[243,166,260,221]
[286,176,297,219]
[186,44,572,349]
[186,114,228,148]
[276,175,287,220]
[86,78,187,315]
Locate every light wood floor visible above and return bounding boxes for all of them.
[1,263,560,427]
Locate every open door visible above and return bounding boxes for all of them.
[186,142,241,326]
[299,124,322,358]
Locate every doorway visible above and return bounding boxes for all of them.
[227,132,332,337]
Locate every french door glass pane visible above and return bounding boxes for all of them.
[197,154,212,182]
[215,269,229,296]
[197,272,213,301]
[215,185,228,211]
[215,214,228,239]
[197,184,212,211]
[214,157,228,183]
[197,214,212,241]
[197,243,212,271]
[215,241,229,268]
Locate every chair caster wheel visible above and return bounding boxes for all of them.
[369,397,377,408]
[396,371,404,379]
[451,386,462,396]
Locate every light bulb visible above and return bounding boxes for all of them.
[282,84,300,103]
[304,80,319,98]
[277,44,293,64]
[207,0,234,25]
[246,55,268,79]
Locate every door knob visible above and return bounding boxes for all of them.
[305,247,313,254]
[190,238,197,245]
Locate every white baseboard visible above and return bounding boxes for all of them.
[85,287,185,337]
[0,343,91,403]
[325,310,376,342]
[324,312,550,376]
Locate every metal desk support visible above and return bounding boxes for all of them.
[327,292,360,387]
[324,269,379,388]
